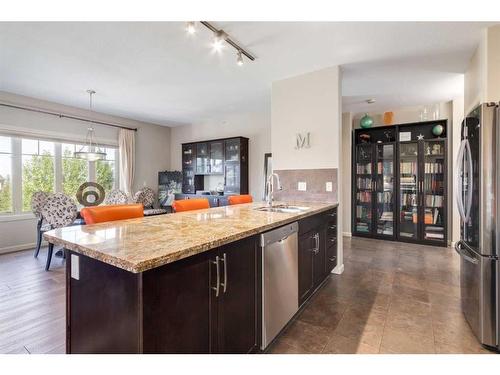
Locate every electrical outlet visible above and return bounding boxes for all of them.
[326,181,333,192]
[298,181,307,191]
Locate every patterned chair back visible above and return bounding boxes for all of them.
[104,189,129,205]
[31,191,49,218]
[41,193,78,229]
[133,187,155,209]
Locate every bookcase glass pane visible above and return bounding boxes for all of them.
[399,142,419,239]
[355,144,372,234]
[423,140,445,241]
[375,144,394,236]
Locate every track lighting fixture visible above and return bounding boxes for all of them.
[236,51,243,66]
[186,21,255,65]
[212,30,226,52]
[185,21,196,34]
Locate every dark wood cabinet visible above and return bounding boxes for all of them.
[181,137,248,195]
[352,120,447,246]
[298,207,338,306]
[143,250,212,353]
[215,237,259,353]
[298,231,315,306]
[209,140,224,175]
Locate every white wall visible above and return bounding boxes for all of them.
[0,91,171,253]
[271,66,343,274]
[271,66,341,170]
[341,112,352,236]
[169,110,271,201]
[464,25,500,114]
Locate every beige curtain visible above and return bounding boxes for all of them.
[118,129,135,197]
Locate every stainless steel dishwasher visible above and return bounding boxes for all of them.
[260,222,299,350]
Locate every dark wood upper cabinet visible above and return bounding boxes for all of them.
[209,141,224,175]
[196,143,210,175]
[181,137,248,195]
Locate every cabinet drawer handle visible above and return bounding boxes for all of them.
[329,225,337,230]
[329,256,337,262]
[220,253,228,293]
[329,238,337,243]
[211,256,220,297]
[328,212,336,217]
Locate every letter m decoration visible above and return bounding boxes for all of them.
[295,132,311,149]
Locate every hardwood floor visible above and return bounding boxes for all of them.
[0,238,494,354]
[0,246,65,354]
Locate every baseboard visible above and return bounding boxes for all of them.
[449,240,457,248]
[331,263,344,275]
[0,241,46,255]
[342,232,352,237]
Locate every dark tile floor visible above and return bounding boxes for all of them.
[0,237,494,354]
[268,236,493,354]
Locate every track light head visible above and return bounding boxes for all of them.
[212,30,226,52]
[236,51,243,66]
[186,22,196,34]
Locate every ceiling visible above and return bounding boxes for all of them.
[0,22,493,126]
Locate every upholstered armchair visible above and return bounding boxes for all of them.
[133,186,168,216]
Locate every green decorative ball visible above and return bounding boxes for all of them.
[360,114,374,129]
[432,124,444,136]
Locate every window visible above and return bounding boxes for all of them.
[22,139,55,211]
[0,134,119,216]
[96,147,117,192]
[0,136,13,214]
[62,143,89,199]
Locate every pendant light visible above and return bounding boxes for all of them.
[75,90,107,162]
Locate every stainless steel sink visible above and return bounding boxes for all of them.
[254,204,310,214]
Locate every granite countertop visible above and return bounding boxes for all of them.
[43,201,338,273]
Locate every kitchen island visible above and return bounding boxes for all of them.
[44,201,338,354]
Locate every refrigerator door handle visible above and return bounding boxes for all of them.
[455,241,479,265]
[455,139,467,222]
[464,139,474,223]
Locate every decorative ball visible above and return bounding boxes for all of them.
[432,124,444,136]
[360,114,374,129]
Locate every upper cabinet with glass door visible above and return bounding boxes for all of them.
[196,143,209,175]
[209,141,224,175]
[375,143,395,237]
[399,142,419,240]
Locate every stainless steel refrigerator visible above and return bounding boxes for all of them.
[455,102,499,351]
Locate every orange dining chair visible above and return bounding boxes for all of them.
[227,194,253,205]
[172,198,210,213]
[81,204,144,225]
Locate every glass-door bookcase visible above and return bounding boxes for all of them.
[422,140,446,243]
[375,143,395,237]
[354,144,373,235]
[398,142,419,240]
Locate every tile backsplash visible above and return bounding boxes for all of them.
[272,168,338,203]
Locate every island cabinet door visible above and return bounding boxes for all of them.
[213,236,259,354]
[298,231,315,306]
[313,227,327,288]
[142,249,215,354]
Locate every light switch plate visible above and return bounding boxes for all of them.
[298,181,307,191]
[71,254,80,280]
[326,181,333,192]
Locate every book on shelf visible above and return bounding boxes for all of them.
[400,232,414,238]
[425,195,443,208]
[380,212,393,221]
[356,163,372,174]
[424,162,443,174]
[400,162,417,174]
